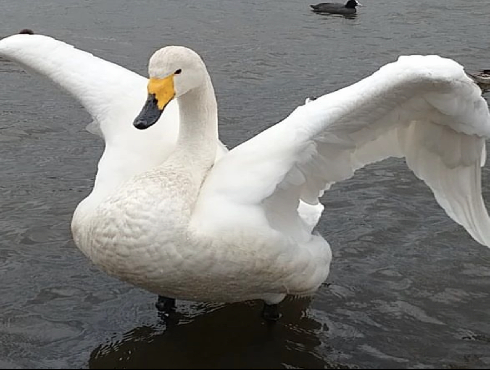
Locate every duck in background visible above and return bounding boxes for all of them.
[468,69,490,93]
[310,0,362,15]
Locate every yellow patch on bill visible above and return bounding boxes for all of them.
[148,76,175,110]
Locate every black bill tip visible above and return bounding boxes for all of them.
[133,94,163,130]
[134,119,151,130]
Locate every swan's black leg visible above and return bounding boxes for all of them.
[262,303,282,322]
[155,295,176,314]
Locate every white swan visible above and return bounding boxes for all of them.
[1,33,490,320]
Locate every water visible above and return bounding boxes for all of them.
[1,0,490,368]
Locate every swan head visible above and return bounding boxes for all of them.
[134,46,207,130]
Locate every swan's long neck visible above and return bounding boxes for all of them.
[150,72,218,218]
[173,74,218,169]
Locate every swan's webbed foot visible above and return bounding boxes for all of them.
[155,295,176,315]
[262,303,282,322]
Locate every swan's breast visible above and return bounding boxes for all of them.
[73,168,194,281]
[71,169,332,302]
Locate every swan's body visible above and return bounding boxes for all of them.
[1,34,490,315]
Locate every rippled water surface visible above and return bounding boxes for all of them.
[1,0,490,368]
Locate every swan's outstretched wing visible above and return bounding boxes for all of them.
[0,33,148,138]
[194,55,490,247]
[0,33,232,204]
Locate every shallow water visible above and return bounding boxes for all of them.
[1,0,490,368]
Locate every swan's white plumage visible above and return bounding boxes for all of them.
[194,55,490,249]
[1,34,489,307]
[0,34,148,137]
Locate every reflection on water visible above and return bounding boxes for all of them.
[311,12,358,20]
[89,299,342,369]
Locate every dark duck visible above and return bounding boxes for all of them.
[310,0,362,15]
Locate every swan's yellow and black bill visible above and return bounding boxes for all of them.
[133,76,175,130]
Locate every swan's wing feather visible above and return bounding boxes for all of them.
[0,34,148,137]
[0,34,230,198]
[196,55,490,246]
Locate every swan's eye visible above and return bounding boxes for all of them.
[174,69,182,75]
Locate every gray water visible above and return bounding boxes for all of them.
[1,0,490,368]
